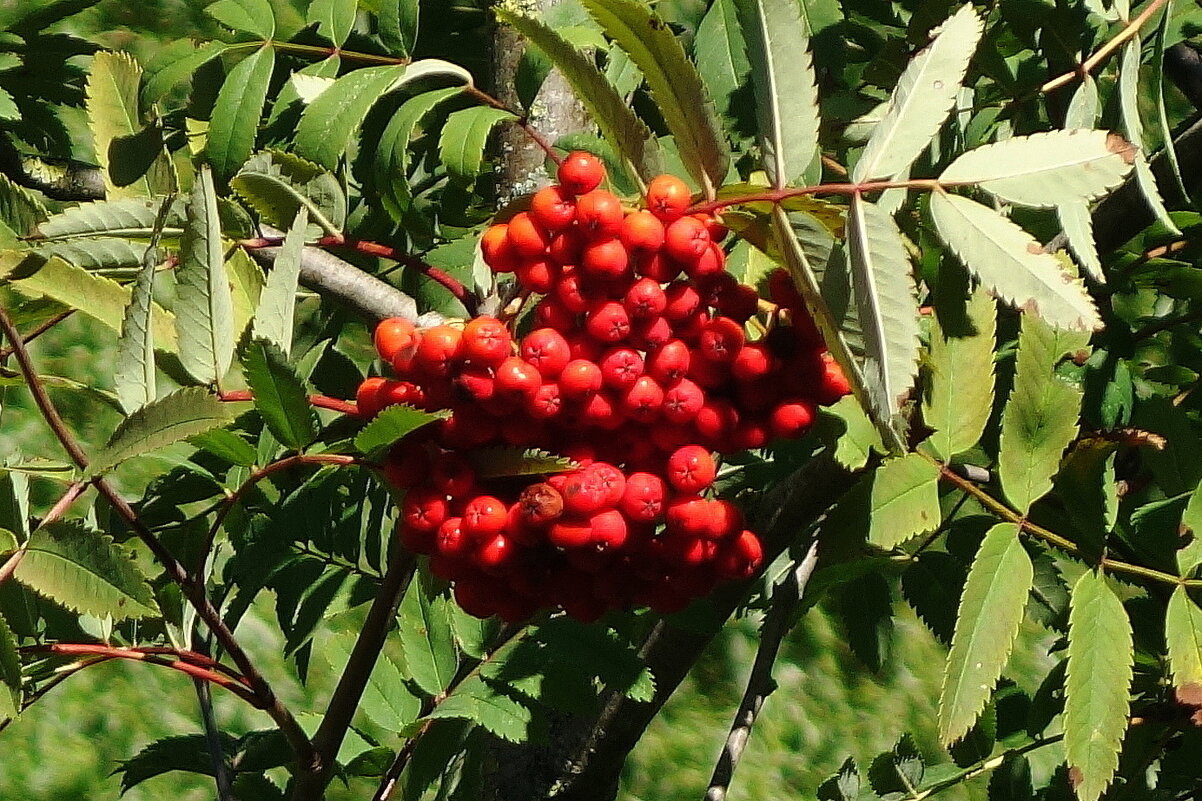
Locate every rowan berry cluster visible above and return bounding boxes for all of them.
[355,152,849,622]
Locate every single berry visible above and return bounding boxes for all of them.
[630,316,673,351]
[586,462,627,506]
[462,495,508,540]
[581,238,630,279]
[732,342,776,382]
[770,399,816,439]
[530,185,577,231]
[402,487,450,533]
[355,377,389,418]
[481,224,517,273]
[698,317,746,362]
[474,533,516,572]
[507,211,551,258]
[664,215,711,264]
[549,518,594,548]
[521,328,572,377]
[555,267,596,314]
[622,376,665,422]
[645,174,691,222]
[462,316,512,365]
[414,325,465,376]
[662,378,705,424]
[589,509,629,550]
[646,339,691,383]
[494,356,541,397]
[518,482,565,526]
[374,317,417,363]
[620,209,666,252]
[558,151,606,196]
[624,277,668,319]
[663,282,701,322]
[599,347,644,390]
[548,229,582,266]
[515,258,559,293]
[575,190,624,240]
[584,301,631,343]
[434,516,471,558]
[526,382,564,418]
[559,359,604,399]
[620,472,667,522]
[666,445,717,493]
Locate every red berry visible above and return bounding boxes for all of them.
[414,325,465,376]
[767,269,804,309]
[665,495,710,537]
[589,509,628,550]
[575,190,624,240]
[555,267,596,313]
[636,252,680,282]
[717,283,760,323]
[687,242,726,279]
[717,530,764,579]
[581,238,629,279]
[620,376,664,422]
[559,359,603,398]
[521,328,572,378]
[383,446,431,490]
[693,212,728,242]
[431,454,476,496]
[623,277,668,319]
[549,518,593,548]
[481,224,517,273]
[530,185,577,231]
[434,516,471,558]
[526,382,564,418]
[453,365,496,402]
[698,317,746,363]
[662,378,705,424]
[619,210,666,252]
[402,486,450,533]
[548,229,582,266]
[666,445,717,493]
[647,340,691,384]
[620,472,667,522]
[732,417,771,450]
[462,316,512,365]
[507,211,550,258]
[355,377,389,418]
[515,258,559,293]
[534,298,577,330]
[630,315,673,351]
[817,352,852,404]
[770,399,816,439]
[645,174,691,223]
[584,301,631,343]
[494,356,541,397]
[440,409,497,448]
[664,215,711,264]
[462,495,508,540]
[697,498,742,540]
[579,391,623,430]
[599,347,644,390]
[663,282,701,322]
[560,469,611,516]
[474,533,516,572]
[374,317,417,363]
[732,342,775,381]
[558,151,606,196]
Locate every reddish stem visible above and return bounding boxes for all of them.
[217,389,359,416]
[686,178,946,216]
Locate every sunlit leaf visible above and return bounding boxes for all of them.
[354,404,448,456]
[866,454,941,549]
[1166,586,1202,705]
[87,51,174,198]
[307,0,356,46]
[1118,37,1180,234]
[231,150,345,238]
[378,0,419,58]
[924,284,995,460]
[90,387,233,475]
[252,207,306,355]
[240,338,317,450]
[174,167,235,385]
[206,0,275,39]
[399,577,458,697]
[207,45,275,181]
[438,106,517,184]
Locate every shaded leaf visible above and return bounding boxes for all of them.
[1119,38,1179,234]
[399,578,457,697]
[693,0,749,121]
[997,314,1089,515]
[1065,570,1132,801]
[929,191,1101,332]
[1065,75,1099,129]
[1166,586,1202,704]
[252,206,307,355]
[188,428,257,466]
[902,551,965,645]
[375,86,462,220]
[231,150,345,238]
[495,8,661,181]
[378,0,419,58]
[582,0,728,192]
[735,0,819,188]
[35,237,148,270]
[938,523,1032,744]
[207,45,275,181]
[113,239,158,413]
[206,0,275,39]
[853,5,982,183]
[438,106,518,184]
[174,166,235,385]
[469,447,576,480]
[90,387,233,476]
[821,395,884,471]
[939,130,1134,208]
[323,630,421,732]
[0,174,48,239]
[14,522,160,620]
[0,612,19,715]
[425,675,534,743]
[141,39,230,108]
[87,51,172,198]
[846,196,920,418]
[1057,202,1103,284]
[867,454,941,549]
[307,0,356,46]
[354,404,447,457]
[115,733,230,793]
[240,338,317,450]
[924,285,996,460]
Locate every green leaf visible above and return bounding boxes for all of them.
[0,612,19,715]
[231,150,345,238]
[114,241,158,413]
[323,629,421,732]
[852,4,982,183]
[866,454,941,549]
[307,0,356,46]
[581,0,728,193]
[693,0,748,121]
[87,51,173,198]
[496,8,660,181]
[294,60,472,169]
[141,39,230,108]
[924,284,995,461]
[0,252,177,351]
[1151,4,1190,208]
[188,428,258,466]
[997,314,1089,515]
[1119,38,1180,234]
[846,197,920,418]
[207,46,275,181]
[375,87,464,220]
[34,237,148,270]
[115,733,231,793]
[355,404,447,456]
[735,0,819,188]
[438,106,518,184]
[240,338,317,450]
[0,87,15,122]
[13,522,160,620]
[378,0,419,58]
[0,174,48,240]
[939,130,1135,209]
[252,207,306,355]
[1166,586,1202,703]
[822,395,884,470]
[1065,570,1132,801]
[929,192,1101,332]
[1054,440,1117,550]
[425,675,533,742]
[468,447,576,480]
[1057,202,1103,284]
[938,522,1032,744]
[175,166,236,385]
[90,387,233,476]
[399,578,458,697]
[1065,75,1099,129]
[265,54,341,127]
[34,196,184,240]
[206,0,275,39]
[226,247,263,343]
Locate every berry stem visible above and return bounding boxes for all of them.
[217,389,359,416]
[686,178,948,216]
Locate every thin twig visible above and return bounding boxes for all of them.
[687,178,948,216]
[291,544,419,801]
[195,679,235,801]
[0,310,74,361]
[464,85,564,165]
[703,541,821,801]
[0,480,87,586]
[1040,0,1170,94]
[216,389,359,416]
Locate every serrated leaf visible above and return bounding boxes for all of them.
[323,630,421,732]
[929,192,1101,332]
[240,338,317,450]
[847,196,920,418]
[90,387,233,475]
[266,54,341,127]
[997,314,1089,515]
[34,196,184,240]
[450,604,496,661]
[1119,38,1180,234]
[295,60,472,169]
[231,150,345,238]
[379,0,419,58]
[114,243,158,413]
[496,8,660,181]
[87,51,175,198]
[355,404,447,456]
[941,130,1134,209]
[0,612,19,715]
[1065,570,1132,801]
[822,395,884,470]
[853,5,982,183]
[581,0,728,193]
[425,675,533,742]
[252,207,306,355]
[399,578,457,697]
[226,247,263,343]
[938,522,1032,744]
[375,87,463,221]
[175,166,235,385]
[0,252,178,350]
[1166,586,1202,704]
[13,522,160,620]
[1065,75,1099,129]
[1054,440,1117,550]
[925,285,996,460]
[902,551,964,645]
[115,733,230,793]
[206,0,275,39]
[693,0,749,121]
[0,174,47,240]
[141,39,230,108]
[469,447,575,480]
[207,46,275,181]
[438,106,518,184]
[34,237,149,270]
[308,0,356,46]
[736,0,819,188]
[866,454,941,549]
[188,428,257,466]
[1057,202,1103,284]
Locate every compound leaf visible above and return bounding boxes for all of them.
[1119,38,1179,234]
[425,675,534,743]
[113,243,158,413]
[375,86,463,220]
